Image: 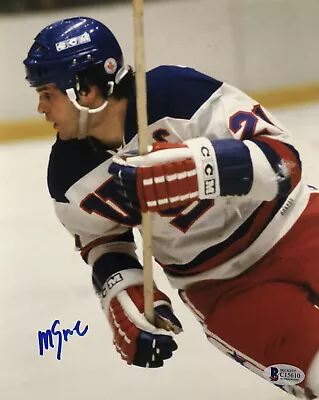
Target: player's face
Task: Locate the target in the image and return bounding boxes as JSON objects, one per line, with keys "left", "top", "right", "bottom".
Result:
{"left": 36, "top": 84, "right": 79, "bottom": 140}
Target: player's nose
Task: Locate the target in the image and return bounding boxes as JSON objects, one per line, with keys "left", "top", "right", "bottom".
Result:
{"left": 38, "top": 100, "right": 48, "bottom": 115}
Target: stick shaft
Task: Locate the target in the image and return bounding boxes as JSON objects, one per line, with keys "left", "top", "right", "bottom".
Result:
{"left": 133, "top": 0, "right": 154, "bottom": 324}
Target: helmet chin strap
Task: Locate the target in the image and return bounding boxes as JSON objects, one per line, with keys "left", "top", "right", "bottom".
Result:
{"left": 66, "top": 81, "right": 114, "bottom": 139}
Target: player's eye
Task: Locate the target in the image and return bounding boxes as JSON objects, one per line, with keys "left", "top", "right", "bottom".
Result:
{"left": 43, "top": 93, "right": 52, "bottom": 100}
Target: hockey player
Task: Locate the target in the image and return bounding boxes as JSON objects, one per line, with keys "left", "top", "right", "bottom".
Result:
{"left": 24, "top": 16, "right": 319, "bottom": 399}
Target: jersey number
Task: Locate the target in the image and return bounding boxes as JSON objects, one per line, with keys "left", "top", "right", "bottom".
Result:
{"left": 229, "top": 104, "right": 278, "bottom": 139}
{"left": 81, "top": 178, "right": 141, "bottom": 227}
{"left": 81, "top": 178, "right": 214, "bottom": 233}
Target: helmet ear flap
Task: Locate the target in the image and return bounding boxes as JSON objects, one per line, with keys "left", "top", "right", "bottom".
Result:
{"left": 75, "top": 72, "right": 90, "bottom": 96}
{"left": 74, "top": 64, "right": 132, "bottom": 101}
{"left": 76, "top": 62, "right": 114, "bottom": 99}
{"left": 113, "top": 65, "right": 135, "bottom": 99}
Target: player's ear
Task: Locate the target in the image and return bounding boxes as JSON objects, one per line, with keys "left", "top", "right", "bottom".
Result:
{"left": 78, "top": 85, "right": 99, "bottom": 107}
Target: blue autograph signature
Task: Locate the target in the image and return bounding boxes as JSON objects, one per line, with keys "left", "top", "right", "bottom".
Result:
{"left": 38, "top": 319, "right": 89, "bottom": 360}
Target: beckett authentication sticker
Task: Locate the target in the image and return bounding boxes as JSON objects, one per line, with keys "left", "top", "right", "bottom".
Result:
{"left": 263, "top": 364, "right": 305, "bottom": 386}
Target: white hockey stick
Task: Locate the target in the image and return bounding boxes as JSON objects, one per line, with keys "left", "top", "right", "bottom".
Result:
{"left": 132, "top": 0, "right": 155, "bottom": 325}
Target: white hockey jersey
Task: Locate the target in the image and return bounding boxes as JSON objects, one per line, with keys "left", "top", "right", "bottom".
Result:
{"left": 48, "top": 66, "right": 308, "bottom": 290}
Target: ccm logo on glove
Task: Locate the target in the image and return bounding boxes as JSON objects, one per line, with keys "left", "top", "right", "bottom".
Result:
{"left": 189, "top": 141, "right": 219, "bottom": 198}
{"left": 102, "top": 273, "right": 123, "bottom": 294}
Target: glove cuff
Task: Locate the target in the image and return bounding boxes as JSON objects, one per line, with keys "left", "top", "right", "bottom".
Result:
{"left": 101, "top": 268, "right": 144, "bottom": 311}
{"left": 184, "top": 137, "right": 220, "bottom": 199}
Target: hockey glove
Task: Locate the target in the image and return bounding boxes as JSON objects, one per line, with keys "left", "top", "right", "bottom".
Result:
{"left": 109, "top": 138, "right": 221, "bottom": 212}
{"left": 109, "top": 137, "right": 254, "bottom": 212}
{"left": 101, "top": 270, "right": 182, "bottom": 368}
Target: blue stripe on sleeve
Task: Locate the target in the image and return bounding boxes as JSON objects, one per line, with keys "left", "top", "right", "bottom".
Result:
{"left": 212, "top": 139, "right": 253, "bottom": 196}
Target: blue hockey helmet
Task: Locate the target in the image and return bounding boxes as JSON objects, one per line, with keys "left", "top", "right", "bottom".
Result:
{"left": 24, "top": 16, "right": 124, "bottom": 93}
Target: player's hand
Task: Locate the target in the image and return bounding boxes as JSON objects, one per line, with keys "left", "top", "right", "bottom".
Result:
{"left": 108, "top": 138, "right": 220, "bottom": 212}
{"left": 103, "top": 279, "right": 182, "bottom": 368}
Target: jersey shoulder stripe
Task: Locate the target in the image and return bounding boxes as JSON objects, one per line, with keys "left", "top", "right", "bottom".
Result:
{"left": 124, "top": 65, "right": 223, "bottom": 144}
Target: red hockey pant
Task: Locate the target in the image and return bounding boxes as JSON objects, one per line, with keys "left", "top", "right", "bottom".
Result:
{"left": 182, "top": 193, "right": 319, "bottom": 393}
